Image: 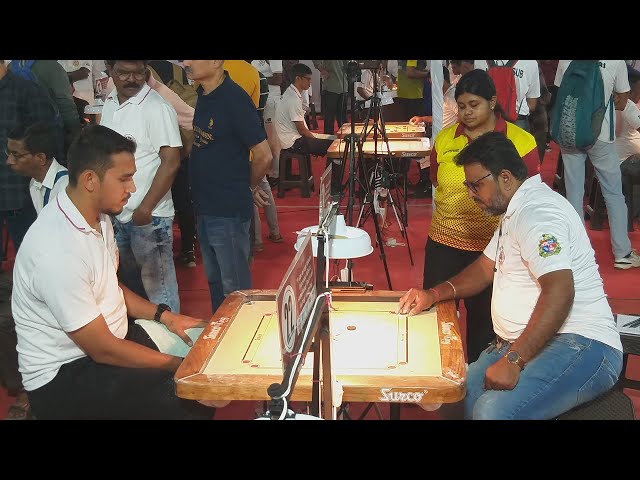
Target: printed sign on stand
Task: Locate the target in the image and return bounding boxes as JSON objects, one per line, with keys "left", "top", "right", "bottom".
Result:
{"left": 276, "top": 232, "right": 316, "bottom": 373}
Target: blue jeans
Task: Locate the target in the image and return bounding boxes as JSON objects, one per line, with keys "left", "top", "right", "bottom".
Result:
{"left": 113, "top": 216, "right": 180, "bottom": 313}
{"left": 561, "top": 140, "right": 631, "bottom": 258}
{"left": 465, "top": 333, "right": 622, "bottom": 420}
{"left": 197, "top": 215, "right": 252, "bottom": 313}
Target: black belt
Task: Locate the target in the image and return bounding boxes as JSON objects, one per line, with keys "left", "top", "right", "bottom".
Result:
{"left": 517, "top": 114, "right": 529, "bottom": 120}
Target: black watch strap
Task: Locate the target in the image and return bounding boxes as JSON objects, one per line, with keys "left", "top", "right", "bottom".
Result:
{"left": 154, "top": 303, "right": 171, "bottom": 322}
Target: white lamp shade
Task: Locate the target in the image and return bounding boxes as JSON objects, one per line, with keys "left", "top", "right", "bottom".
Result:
{"left": 294, "top": 222, "right": 373, "bottom": 259}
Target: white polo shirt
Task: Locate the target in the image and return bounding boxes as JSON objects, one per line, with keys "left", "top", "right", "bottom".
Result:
{"left": 442, "top": 84, "right": 458, "bottom": 129}
{"left": 29, "top": 158, "right": 68, "bottom": 214}
{"left": 554, "top": 60, "right": 630, "bottom": 144}
{"left": 483, "top": 174, "right": 622, "bottom": 352}
{"left": 12, "top": 189, "right": 129, "bottom": 391}
{"left": 251, "top": 60, "right": 283, "bottom": 98}
{"left": 475, "top": 60, "right": 541, "bottom": 116}
{"left": 100, "top": 83, "right": 182, "bottom": 223}
{"left": 274, "top": 84, "right": 305, "bottom": 149}
{"left": 615, "top": 99, "right": 640, "bottom": 162}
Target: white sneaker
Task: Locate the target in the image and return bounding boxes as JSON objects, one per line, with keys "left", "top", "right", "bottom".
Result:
{"left": 614, "top": 250, "right": 640, "bottom": 270}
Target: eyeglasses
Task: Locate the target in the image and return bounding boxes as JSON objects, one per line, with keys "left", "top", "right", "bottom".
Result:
{"left": 463, "top": 172, "right": 493, "bottom": 194}
{"left": 113, "top": 69, "right": 146, "bottom": 81}
{"left": 5, "top": 148, "right": 32, "bottom": 160}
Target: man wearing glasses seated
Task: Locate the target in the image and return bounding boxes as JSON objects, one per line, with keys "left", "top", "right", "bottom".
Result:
{"left": 399, "top": 132, "right": 623, "bottom": 420}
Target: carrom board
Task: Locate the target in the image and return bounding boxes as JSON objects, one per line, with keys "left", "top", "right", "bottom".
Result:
{"left": 336, "top": 121, "right": 426, "bottom": 140}
{"left": 175, "top": 290, "right": 466, "bottom": 407}
{"left": 326, "top": 138, "right": 431, "bottom": 159}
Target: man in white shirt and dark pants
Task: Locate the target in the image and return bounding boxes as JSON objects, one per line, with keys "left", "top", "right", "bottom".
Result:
{"left": 11, "top": 125, "right": 214, "bottom": 419}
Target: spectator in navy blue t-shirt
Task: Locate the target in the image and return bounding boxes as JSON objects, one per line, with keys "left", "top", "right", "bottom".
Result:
{"left": 182, "top": 60, "right": 272, "bottom": 312}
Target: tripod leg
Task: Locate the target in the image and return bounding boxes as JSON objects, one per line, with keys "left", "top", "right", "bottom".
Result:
{"left": 388, "top": 188, "right": 414, "bottom": 266}
{"left": 358, "top": 155, "right": 392, "bottom": 289}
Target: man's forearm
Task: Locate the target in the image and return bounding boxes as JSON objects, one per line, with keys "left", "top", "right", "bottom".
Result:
{"left": 431, "top": 254, "right": 494, "bottom": 302}
{"left": 250, "top": 140, "right": 272, "bottom": 187}
{"left": 120, "top": 282, "right": 158, "bottom": 320}
{"left": 138, "top": 149, "right": 180, "bottom": 213}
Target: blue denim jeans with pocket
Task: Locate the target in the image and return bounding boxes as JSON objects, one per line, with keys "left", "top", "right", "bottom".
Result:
{"left": 113, "top": 216, "right": 180, "bottom": 313}
{"left": 196, "top": 215, "right": 252, "bottom": 313}
{"left": 464, "top": 333, "right": 622, "bottom": 420}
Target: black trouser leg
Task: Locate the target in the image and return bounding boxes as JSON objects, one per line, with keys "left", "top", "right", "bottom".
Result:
{"left": 171, "top": 157, "right": 196, "bottom": 254}
{"left": 423, "top": 237, "right": 495, "bottom": 363}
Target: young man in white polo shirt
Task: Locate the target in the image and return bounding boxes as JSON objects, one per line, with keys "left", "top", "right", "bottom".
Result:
{"left": 274, "top": 63, "right": 335, "bottom": 189}
{"left": 399, "top": 132, "right": 623, "bottom": 420}
{"left": 101, "top": 60, "right": 183, "bottom": 313}
{"left": 6, "top": 122, "right": 68, "bottom": 214}
{"left": 11, "top": 125, "right": 214, "bottom": 419}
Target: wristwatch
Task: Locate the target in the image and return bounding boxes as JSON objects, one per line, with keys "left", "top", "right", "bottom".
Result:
{"left": 505, "top": 350, "right": 526, "bottom": 371}
{"left": 154, "top": 303, "right": 171, "bottom": 323}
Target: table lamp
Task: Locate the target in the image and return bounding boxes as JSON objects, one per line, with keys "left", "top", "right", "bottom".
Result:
{"left": 294, "top": 214, "right": 373, "bottom": 259}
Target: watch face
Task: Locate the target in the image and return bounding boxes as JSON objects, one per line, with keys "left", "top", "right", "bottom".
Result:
{"left": 507, "top": 351, "right": 520, "bottom": 363}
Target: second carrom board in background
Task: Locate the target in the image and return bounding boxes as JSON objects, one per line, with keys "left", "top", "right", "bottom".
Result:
{"left": 326, "top": 137, "right": 431, "bottom": 159}
{"left": 336, "top": 121, "right": 426, "bottom": 140}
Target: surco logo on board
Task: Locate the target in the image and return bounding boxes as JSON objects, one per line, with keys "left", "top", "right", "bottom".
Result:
{"left": 378, "top": 388, "right": 428, "bottom": 403}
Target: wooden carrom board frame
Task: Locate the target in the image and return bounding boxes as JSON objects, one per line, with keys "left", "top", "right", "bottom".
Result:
{"left": 175, "top": 290, "right": 466, "bottom": 407}
{"left": 326, "top": 138, "right": 431, "bottom": 160}
{"left": 336, "top": 121, "right": 426, "bottom": 140}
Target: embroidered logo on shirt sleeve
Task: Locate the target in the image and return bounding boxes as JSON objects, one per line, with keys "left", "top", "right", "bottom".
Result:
{"left": 538, "top": 234, "right": 562, "bottom": 257}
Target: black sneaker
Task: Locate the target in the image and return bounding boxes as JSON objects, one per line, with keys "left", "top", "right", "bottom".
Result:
{"left": 179, "top": 251, "right": 196, "bottom": 268}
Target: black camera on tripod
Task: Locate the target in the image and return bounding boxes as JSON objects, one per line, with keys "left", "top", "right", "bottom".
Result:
{"left": 346, "top": 60, "right": 385, "bottom": 84}
{"left": 346, "top": 61, "right": 361, "bottom": 83}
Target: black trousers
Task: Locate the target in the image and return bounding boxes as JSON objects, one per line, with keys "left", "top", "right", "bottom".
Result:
{"left": 423, "top": 237, "right": 494, "bottom": 363}
{"left": 322, "top": 91, "right": 346, "bottom": 134}
{"left": 0, "top": 270, "right": 20, "bottom": 394}
{"left": 171, "top": 156, "right": 196, "bottom": 254}
{"left": 621, "top": 155, "right": 640, "bottom": 229}
{"left": 27, "top": 322, "right": 215, "bottom": 420}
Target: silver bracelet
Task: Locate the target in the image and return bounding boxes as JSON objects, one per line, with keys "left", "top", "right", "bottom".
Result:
{"left": 445, "top": 280, "right": 457, "bottom": 299}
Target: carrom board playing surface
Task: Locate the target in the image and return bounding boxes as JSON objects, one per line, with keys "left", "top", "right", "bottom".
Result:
{"left": 336, "top": 121, "right": 426, "bottom": 139}
{"left": 175, "top": 290, "right": 466, "bottom": 407}
{"left": 326, "top": 138, "right": 430, "bottom": 159}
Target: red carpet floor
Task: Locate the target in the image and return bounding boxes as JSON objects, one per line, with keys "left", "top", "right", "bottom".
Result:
{"left": 2, "top": 123, "right": 639, "bottom": 420}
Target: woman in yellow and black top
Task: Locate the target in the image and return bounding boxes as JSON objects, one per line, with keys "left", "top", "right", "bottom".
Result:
{"left": 425, "top": 69, "right": 540, "bottom": 363}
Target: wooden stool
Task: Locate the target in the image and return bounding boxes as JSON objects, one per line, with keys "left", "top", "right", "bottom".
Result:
{"left": 277, "top": 148, "right": 314, "bottom": 198}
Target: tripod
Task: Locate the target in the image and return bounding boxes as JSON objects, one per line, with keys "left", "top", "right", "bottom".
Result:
{"left": 336, "top": 61, "right": 392, "bottom": 290}
{"left": 356, "top": 68, "right": 414, "bottom": 267}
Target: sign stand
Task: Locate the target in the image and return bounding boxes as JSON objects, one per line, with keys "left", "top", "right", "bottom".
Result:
{"left": 266, "top": 202, "right": 340, "bottom": 419}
